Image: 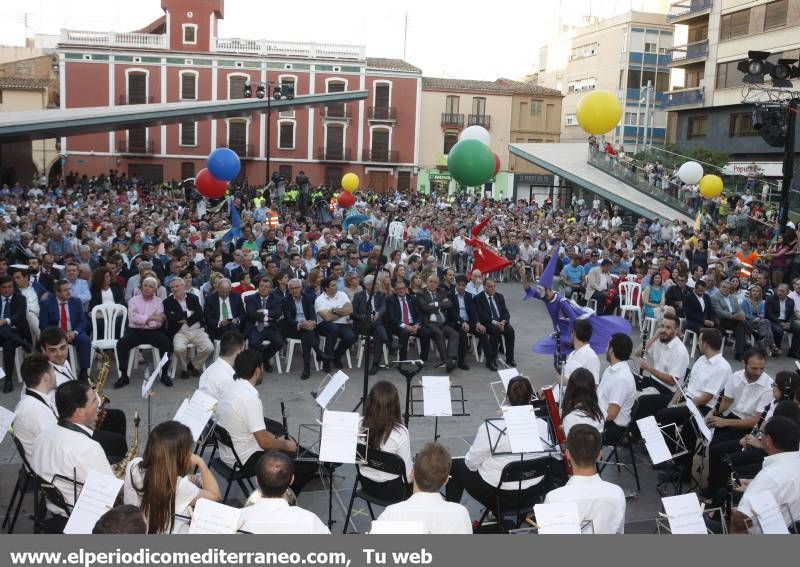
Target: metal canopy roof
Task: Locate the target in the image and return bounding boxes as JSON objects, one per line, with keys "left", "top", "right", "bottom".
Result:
{"left": 0, "top": 90, "right": 369, "bottom": 142}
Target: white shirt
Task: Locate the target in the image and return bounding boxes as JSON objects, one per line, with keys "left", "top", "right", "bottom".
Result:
{"left": 100, "top": 287, "right": 115, "bottom": 306}
{"left": 464, "top": 416, "right": 551, "bottom": 490}
{"left": 198, "top": 358, "right": 235, "bottom": 402}
{"left": 779, "top": 299, "right": 787, "bottom": 320}
{"left": 545, "top": 474, "right": 626, "bottom": 534}
{"left": 646, "top": 336, "right": 690, "bottom": 393}
{"left": 31, "top": 422, "right": 114, "bottom": 513}
{"left": 360, "top": 425, "right": 413, "bottom": 483}
{"left": 216, "top": 379, "right": 265, "bottom": 468}
{"left": 451, "top": 236, "right": 466, "bottom": 253}
{"left": 562, "top": 409, "right": 604, "bottom": 437}
{"left": 19, "top": 284, "right": 39, "bottom": 316}
{"left": 563, "top": 343, "right": 601, "bottom": 384}
{"left": 238, "top": 498, "right": 330, "bottom": 534}
{"left": 684, "top": 352, "right": 731, "bottom": 409}
{"left": 737, "top": 451, "right": 800, "bottom": 529}
{"left": 724, "top": 369, "right": 774, "bottom": 419}
{"left": 465, "top": 282, "right": 483, "bottom": 296}
{"left": 13, "top": 389, "right": 58, "bottom": 464}
{"left": 123, "top": 457, "right": 199, "bottom": 534}
{"left": 598, "top": 361, "right": 636, "bottom": 427}
{"left": 314, "top": 291, "right": 351, "bottom": 324}
{"left": 376, "top": 491, "right": 472, "bottom": 534}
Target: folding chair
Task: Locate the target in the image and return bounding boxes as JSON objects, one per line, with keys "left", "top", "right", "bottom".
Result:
{"left": 598, "top": 400, "right": 641, "bottom": 492}
{"left": 34, "top": 474, "right": 77, "bottom": 534}
{"left": 476, "top": 457, "right": 552, "bottom": 533}
{"left": 209, "top": 424, "right": 256, "bottom": 503}
{"left": 3, "top": 432, "right": 37, "bottom": 533}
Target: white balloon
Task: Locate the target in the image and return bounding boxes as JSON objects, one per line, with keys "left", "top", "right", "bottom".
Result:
{"left": 459, "top": 125, "right": 491, "bottom": 146}
{"left": 677, "top": 161, "right": 704, "bottom": 185}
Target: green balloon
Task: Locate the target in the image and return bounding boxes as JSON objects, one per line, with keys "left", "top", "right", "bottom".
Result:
{"left": 447, "top": 139, "right": 495, "bottom": 187}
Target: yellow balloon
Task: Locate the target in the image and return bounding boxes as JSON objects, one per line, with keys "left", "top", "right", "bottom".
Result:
{"left": 698, "top": 174, "right": 723, "bottom": 198}
{"left": 576, "top": 90, "right": 623, "bottom": 135}
{"left": 342, "top": 172, "right": 360, "bottom": 193}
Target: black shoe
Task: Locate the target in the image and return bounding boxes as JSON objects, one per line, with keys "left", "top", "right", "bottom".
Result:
{"left": 317, "top": 350, "right": 335, "bottom": 362}
{"left": 3, "top": 378, "right": 13, "bottom": 393}
{"left": 458, "top": 360, "right": 470, "bottom": 371}
{"left": 180, "top": 370, "right": 190, "bottom": 380}
{"left": 160, "top": 375, "right": 174, "bottom": 387}
{"left": 486, "top": 360, "right": 498, "bottom": 372}
{"left": 264, "top": 361, "right": 274, "bottom": 373}
{"left": 300, "top": 366, "right": 311, "bottom": 381}
{"left": 188, "top": 363, "right": 202, "bottom": 377}
{"left": 113, "top": 375, "right": 129, "bottom": 389}
{"left": 506, "top": 359, "right": 517, "bottom": 367}
{"left": 369, "top": 365, "right": 380, "bottom": 376}
{"left": 446, "top": 359, "right": 457, "bottom": 372}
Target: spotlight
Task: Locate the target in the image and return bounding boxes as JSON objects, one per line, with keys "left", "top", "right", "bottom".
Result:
{"left": 281, "top": 84, "right": 295, "bottom": 100}
{"left": 243, "top": 80, "right": 252, "bottom": 98}
{"left": 272, "top": 86, "right": 282, "bottom": 101}
{"left": 256, "top": 84, "right": 266, "bottom": 99}
{"left": 737, "top": 50, "right": 773, "bottom": 84}
{"left": 772, "top": 58, "right": 799, "bottom": 87}
{"left": 753, "top": 104, "right": 786, "bottom": 148}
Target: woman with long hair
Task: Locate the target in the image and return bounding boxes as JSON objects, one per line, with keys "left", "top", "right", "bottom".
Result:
{"left": 303, "top": 267, "right": 323, "bottom": 302}
{"left": 123, "top": 421, "right": 221, "bottom": 534}
{"left": 561, "top": 368, "right": 605, "bottom": 436}
{"left": 740, "top": 284, "right": 776, "bottom": 355}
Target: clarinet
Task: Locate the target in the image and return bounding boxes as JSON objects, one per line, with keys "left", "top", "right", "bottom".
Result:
{"left": 280, "top": 401, "right": 290, "bottom": 440}
{"left": 637, "top": 318, "right": 652, "bottom": 388}
{"left": 742, "top": 401, "right": 771, "bottom": 451}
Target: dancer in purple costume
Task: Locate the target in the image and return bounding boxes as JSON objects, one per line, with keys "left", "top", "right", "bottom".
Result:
{"left": 521, "top": 244, "right": 631, "bottom": 355}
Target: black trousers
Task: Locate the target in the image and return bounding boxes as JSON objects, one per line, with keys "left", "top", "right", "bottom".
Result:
{"left": 392, "top": 326, "right": 431, "bottom": 361}
{"left": 0, "top": 327, "right": 32, "bottom": 382}
{"left": 116, "top": 328, "right": 172, "bottom": 378}
{"left": 247, "top": 325, "right": 284, "bottom": 361}
{"left": 360, "top": 324, "right": 388, "bottom": 368}
{"left": 655, "top": 404, "right": 711, "bottom": 471}
{"left": 719, "top": 318, "right": 748, "bottom": 358}
{"left": 603, "top": 421, "right": 627, "bottom": 446}
{"left": 317, "top": 322, "right": 357, "bottom": 359}
{"left": 425, "top": 322, "right": 459, "bottom": 361}
{"left": 453, "top": 322, "right": 475, "bottom": 363}
{"left": 484, "top": 323, "right": 515, "bottom": 363}
{"left": 284, "top": 327, "right": 319, "bottom": 368}
{"left": 635, "top": 376, "right": 674, "bottom": 421}
{"left": 708, "top": 430, "right": 762, "bottom": 494}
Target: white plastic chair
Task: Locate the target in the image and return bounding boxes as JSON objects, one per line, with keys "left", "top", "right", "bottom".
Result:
{"left": 90, "top": 304, "right": 127, "bottom": 375}
{"left": 127, "top": 345, "right": 162, "bottom": 381}
{"left": 683, "top": 329, "right": 698, "bottom": 359}
{"left": 618, "top": 281, "right": 642, "bottom": 328}
{"left": 241, "top": 290, "right": 258, "bottom": 301}
{"left": 356, "top": 336, "right": 390, "bottom": 368}
{"left": 318, "top": 336, "right": 353, "bottom": 369}
{"left": 387, "top": 221, "right": 405, "bottom": 251}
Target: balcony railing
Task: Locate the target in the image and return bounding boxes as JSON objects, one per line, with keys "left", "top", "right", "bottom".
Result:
{"left": 322, "top": 106, "right": 351, "bottom": 121}
{"left": 668, "top": 39, "right": 709, "bottom": 64}
{"left": 368, "top": 106, "right": 397, "bottom": 122}
{"left": 118, "top": 95, "right": 156, "bottom": 105}
{"left": 667, "top": 0, "right": 712, "bottom": 23}
{"left": 117, "top": 140, "right": 156, "bottom": 155}
{"left": 467, "top": 114, "right": 491, "bottom": 129}
{"left": 363, "top": 149, "right": 399, "bottom": 163}
{"left": 663, "top": 87, "right": 705, "bottom": 108}
{"left": 213, "top": 38, "right": 365, "bottom": 60}
{"left": 60, "top": 29, "right": 168, "bottom": 49}
{"left": 221, "top": 144, "right": 255, "bottom": 159}
{"left": 441, "top": 113, "right": 465, "bottom": 128}
{"left": 316, "top": 147, "right": 352, "bottom": 161}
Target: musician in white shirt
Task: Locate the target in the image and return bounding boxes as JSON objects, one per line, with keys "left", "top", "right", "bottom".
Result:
{"left": 377, "top": 442, "right": 472, "bottom": 534}
{"left": 360, "top": 381, "right": 413, "bottom": 489}
{"left": 198, "top": 330, "right": 244, "bottom": 401}
{"left": 13, "top": 354, "right": 58, "bottom": 464}
{"left": 239, "top": 451, "right": 330, "bottom": 534}
{"left": 635, "top": 312, "right": 690, "bottom": 419}
{"left": 561, "top": 319, "right": 601, "bottom": 385}
{"left": 598, "top": 334, "right": 637, "bottom": 445}
{"left": 545, "top": 425, "right": 626, "bottom": 534}
{"left": 31, "top": 381, "right": 115, "bottom": 513}
{"left": 561, "top": 369, "right": 605, "bottom": 437}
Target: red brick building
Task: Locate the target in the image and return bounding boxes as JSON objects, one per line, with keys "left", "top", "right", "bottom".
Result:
{"left": 58, "top": 0, "right": 421, "bottom": 192}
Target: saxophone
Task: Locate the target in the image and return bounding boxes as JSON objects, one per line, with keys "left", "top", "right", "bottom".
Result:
{"left": 115, "top": 412, "right": 140, "bottom": 479}
{"left": 93, "top": 350, "right": 112, "bottom": 429}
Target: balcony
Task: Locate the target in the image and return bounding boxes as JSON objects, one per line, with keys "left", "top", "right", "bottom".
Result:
{"left": 117, "top": 95, "right": 156, "bottom": 105}
{"left": 667, "top": 39, "right": 709, "bottom": 67}
{"left": 467, "top": 114, "right": 492, "bottom": 129}
{"left": 368, "top": 106, "right": 397, "bottom": 123}
{"left": 60, "top": 29, "right": 168, "bottom": 49}
{"left": 363, "top": 149, "right": 399, "bottom": 163}
{"left": 667, "top": 0, "right": 712, "bottom": 24}
{"left": 221, "top": 144, "right": 256, "bottom": 159}
{"left": 662, "top": 86, "right": 705, "bottom": 108}
{"left": 316, "top": 147, "right": 352, "bottom": 162}
{"left": 213, "top": 38, "right": 365, "bottom": 60}
{"left": 321, "top": 105, "right": 351, "bottom": 121}
{"left": 441, "top": 112, "right": 465, "bottom": 128}
{"left": 117, "top": 140, "right": 156, "bottom": 155}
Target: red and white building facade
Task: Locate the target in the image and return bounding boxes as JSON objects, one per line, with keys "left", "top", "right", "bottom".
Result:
{"left": 58, "top": 0, "right": 422, "bottom": 192}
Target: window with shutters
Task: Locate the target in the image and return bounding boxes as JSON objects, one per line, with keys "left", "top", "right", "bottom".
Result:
{"left": 375, "top": 83, "right": 390, "bottom": 108}
{"left": 278, "top": 121, "right": 295, "bottom": 149}
{"left": 128, "top": 127, "right": 147, "bottom": 153}
{"left": 443, "top": 131, "right": 459, "bottom": 154}
{"left": 530, "top": 100, "right": 543, "bottom": 116}
{"left": 228, "top": 75, "right": 248, "bottom": 100}
{"left": 729, "top": 113, "right": 758, "bottom": 137}
{"left": 397, "top": 171, "right": 411, "bottom": 192}
{"left": 326, "top": 80, "right": 346, "bottom": 118}
{"left": 127, "top": 71, "right": 147, "bottom": 104}
{"left": 180, "top": 162, "right": 195, "bottom": 180}
{"left": 279, "top": 76, "right": 296, "bottom": 117}
{"left": 719, "top": 9, "right": 750, "bottom": 41}
{"left": 180, "top": 71, "right": 198, "bottom": 100}
{"left": 764, "top": 0, "right": 788, "bottom": 30}
{"left": 227, "top": 120, "right": 247, "bottom": 156}
{"left": 325, "top": 124, "right": 344, "bottom": 160}
{"left": 371, "top": 128, "right": 390, "bottom": 161}
{"left": 180, "top": 121, "right": 196, "bottom": 146}
{"left": 445, "top": 95, "right": 460, "bottom": 114}
{"left": 471, "top": 97, "right": 486, "bottom": 116}
{"left": 687, "top": 116, "right": 708, "bottom": 139}
{"left": 182, "top": 24, "right": 197, "bottom": 44}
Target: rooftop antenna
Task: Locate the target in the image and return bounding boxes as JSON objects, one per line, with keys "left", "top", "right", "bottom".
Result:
{"left": 403, "top": 12, "right": 408, "bottom": 60}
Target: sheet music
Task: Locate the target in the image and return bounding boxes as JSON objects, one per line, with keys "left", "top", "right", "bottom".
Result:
{"left": 63, "top": 471, "right": 124, "bottom": 534}
{"left": 497, "top": 368, "right": 519, "bottom": 391}
{"left": 502, "top": 405, "right": 544, "bottom": 453}
{"left": 173, "top": 399, "right": 214, "bottom": 442}
{"left": 141, "top": 353, "right": 169, "bottom": 399}
{"left": 636, "top": 416, "right": 672, "bottom": 465}
{"left": 661, "top": 494, "right": 707, "bottom": 534}
{"left": 533, "top": 502, "right": 581, "bottom": 534}
{"left": 319, "top": 410, "right": 359, "bottom": 464}
{"left": 369, "top": 520, "right": 426, "bottom": 534}
{"left": 190, "top": 388, "right": 218, "bottom": 409}
{"left": 421, "top": 376, "right": 452, "bottom": 417}
{"left": 684, "top": 396, "right": 713, "bottom": 443}
{"left": 748, "top": 492, "right": 789, "bottom": 534}
{"left": 188, "top": 498, "right": 241, "bottom": 534}
{"left": 0, "top": 405, "right": 14, "bottom": 444}
{"left": 315, "top": 370, "right": 349, "bottom": 409}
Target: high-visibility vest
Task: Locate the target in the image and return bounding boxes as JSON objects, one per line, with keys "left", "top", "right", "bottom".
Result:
{"left": 736, "top": 250, "right": 758, "bottom": 278}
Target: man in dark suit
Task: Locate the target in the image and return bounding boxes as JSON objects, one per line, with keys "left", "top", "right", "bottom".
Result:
{"left": 283, "top": 278, "right": 323, "bottom": 380}
{"left": 474, "top": 277, "right": 515, "bottom": 371}
{"left": 711, "top": 279, "right": 748, "bottom": 360}
{"left": 229, "top": 253, "right": 260, "bottom": 287}
{"left": 204, "top": 278, "right": 245, "bottom": 341}
{"left": 386, "top": 279, "right": 430, "bottom": 363}
{"left": 0, "top": 275, "right": 32, "bottom": 392}
{"left": 351, "top": 274, "right": 388, "bottom": 376}
{"left": 27, "top": 256, "right": 54, "bottom": 294}
{"left": 287, "top": 254, "right": 308, "bottom": 282}
{"left": 446, "top": 274, "right": 478, "bottom": 371}
{"left": 684, "top": 279, "right": 716, "bottom": 334}
{"left": 417, "top": 273, "right": 459, "bottom": 371}
{"left": 664, "top": 272, "right": 689, "bottom": 319}
{"left": 164, "top": 277, "right": 213, "bottom": 379}
{"left": 765, "top": 283, "right": 800, "bottom": 357}
{"left": 39, "top": 279, "right": 91, "bottom": 381}
{"left": 244, "top": 276, "right": 284, "bottom": 372}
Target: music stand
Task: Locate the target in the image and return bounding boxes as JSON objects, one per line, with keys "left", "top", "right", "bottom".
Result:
{"left": 655, "top": 507, "right": 727, "bottom": 535}
{"left": 648, "top": 422, "right": 691, "bottom": 497}
{"left": 311, "top": 372, "right": 348, "bottom": 414}
{"left": 508, "top": 519, "right": 595, "bottom": 534}
{"left": 395, "top": 360, "right": 424, "bottom": 427}
{"left": 408, "top": 382, "right": 469, "bottom": 441}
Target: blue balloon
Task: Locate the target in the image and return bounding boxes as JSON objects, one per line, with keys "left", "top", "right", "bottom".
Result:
{"left": 207, "top": 148, "right": 241, "bottom": 181}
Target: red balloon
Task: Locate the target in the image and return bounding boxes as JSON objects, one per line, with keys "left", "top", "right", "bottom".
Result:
{"left": 493, "top": 153, "right": 501, "bottom": 176}
{"left": 196, "top": 168, "right": 228, "bottom": 198}
{"left": 337, "top": 191, "right": 355, "bottom": 209}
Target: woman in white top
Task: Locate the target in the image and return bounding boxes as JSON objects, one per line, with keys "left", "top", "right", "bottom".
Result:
{"left": 561, "top": 368, "right": 605, "bottom": 437}
{"left": 124, "top": 421, "right": 221, "bottom": 534}
{"left": 359, "top": 381, "right": 413, "bottom": 496}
